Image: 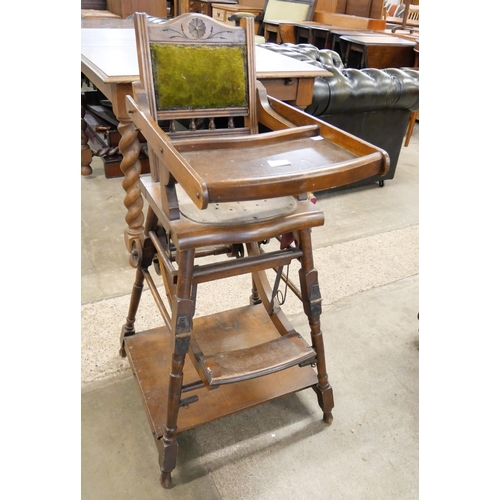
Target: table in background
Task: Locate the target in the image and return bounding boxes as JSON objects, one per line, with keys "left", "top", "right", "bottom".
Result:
{"left": 340, "top": 34, "right": 415, "bottom": 69}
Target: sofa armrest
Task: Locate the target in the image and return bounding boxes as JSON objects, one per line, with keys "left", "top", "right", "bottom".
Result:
{"left": 228, "top": 12, "right": 264, "bottom": 25}
{"left": 260, "top": 43, "right": 344, "bottom": 71}
{"left": 308, "top": 67, "right": 419, "bottom": 116}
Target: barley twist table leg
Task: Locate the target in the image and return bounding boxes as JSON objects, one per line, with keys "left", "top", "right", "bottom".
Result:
{"left": 118, "top": 119, "right": 144, "bottom": 267}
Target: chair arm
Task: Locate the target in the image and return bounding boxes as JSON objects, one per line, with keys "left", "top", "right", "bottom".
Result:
{"left": 228, "top": 12, "right": 264, "bottom": 26}
{"left": 125, "top": 94, "right": 210, "bottom": 210}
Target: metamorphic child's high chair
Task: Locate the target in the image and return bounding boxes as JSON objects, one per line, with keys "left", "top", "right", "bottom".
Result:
{"left": 117, "top": 12, "right": 389, "bottom": 488}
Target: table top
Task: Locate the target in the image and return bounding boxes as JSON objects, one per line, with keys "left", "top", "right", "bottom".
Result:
{"left": 340, "top": 34, "right": 416, "bottom": 46}
{"left": 81, "top": 26, "right": 332, "bottom": 85}
{"left": 199, "top": 0, "right": 238, "bottom": 4}
{"left": 329, "top": 28, "right": 378, "bottom": 36}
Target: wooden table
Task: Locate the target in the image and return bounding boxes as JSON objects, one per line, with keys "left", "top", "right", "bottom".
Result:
{"left": 287, "top": 22, "right": 375, "bottom": 51}
{"left": 340, "top": 33, "right": 416, "bottom": 69}
{"left": 293, "top": 22, "right": 339, "bottom": 48}
{"left": 81, "top": 19, "right": 332, "bottom": 177}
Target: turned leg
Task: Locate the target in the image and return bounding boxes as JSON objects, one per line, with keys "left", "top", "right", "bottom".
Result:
{"left": 249, "top": 276, "right": 262, "bottom": 305}
{"left": 297, "top": 228, "right": 334, "bottom": 424}
{"left": 81, "top": 104, "right": 93, "bottom": 176}
{"left": 404, "top": 111, "right": 418, "bottom": 147}
{"left": 119, "top": 267, "right": 145, "bottom": 357}
{"left": 159, "top": 352, "right": 186, "bottom": 489}
{"left": 159, "top": 249, "right": 196, "bottom": 488}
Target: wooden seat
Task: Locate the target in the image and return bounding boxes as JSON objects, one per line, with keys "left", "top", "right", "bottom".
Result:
{"left": 390, "top": 0, "right": 419, "bottom": 33}
{"left": 119, "top": 12, "right": 389, "bottom": 489}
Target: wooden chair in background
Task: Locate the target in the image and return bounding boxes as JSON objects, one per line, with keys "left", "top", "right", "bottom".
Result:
{"left": 407, "top": 5, "right": 419, "bottom": 21}
{"left": 229, "top": 0, "right": 317, "bottom": 43}
{"left": 390, "top": 0, "right": 419, "bottom": 33}
{"left": 119, "top": 12, "right": 389, "bottom": 488}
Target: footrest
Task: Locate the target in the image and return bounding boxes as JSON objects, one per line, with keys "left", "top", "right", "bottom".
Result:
{"left": 197, "top": 332, "right": 316, "bottom": 386}
{"left": 188, "top": 304, "right": 316, "bottom": 387}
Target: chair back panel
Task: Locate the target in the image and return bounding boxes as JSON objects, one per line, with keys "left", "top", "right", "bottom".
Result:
{"left": 407, "top": 6, "right": 419, "bottom": 21}
{"left": 134, "top": 12, "right": 257, "bottom": 135}
{"left": 262, "top": 0, "right": 317, "bottom": 22}
{"left": 151, "top": 44, "right": 249, "bottom": 111}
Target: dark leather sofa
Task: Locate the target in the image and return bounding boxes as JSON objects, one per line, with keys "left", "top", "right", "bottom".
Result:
{"left": 259, "top": 43, "right": 419, "bottom": 188}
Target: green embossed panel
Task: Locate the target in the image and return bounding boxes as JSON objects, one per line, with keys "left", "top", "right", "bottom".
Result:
{"left": 151, "top": 44, "right": 248, "bottom": 110}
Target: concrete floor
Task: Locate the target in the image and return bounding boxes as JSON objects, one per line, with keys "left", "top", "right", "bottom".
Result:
{"left": 81, "top": 123, "right": 419, "bottom": 499}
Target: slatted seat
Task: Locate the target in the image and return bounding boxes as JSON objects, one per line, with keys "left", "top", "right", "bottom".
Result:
{"left": 119, "top": 12, "right": 389, "bottom": 489}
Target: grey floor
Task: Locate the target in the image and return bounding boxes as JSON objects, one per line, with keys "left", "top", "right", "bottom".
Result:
{"left": 81, "top": 123, "right": 419, "bottom": 499}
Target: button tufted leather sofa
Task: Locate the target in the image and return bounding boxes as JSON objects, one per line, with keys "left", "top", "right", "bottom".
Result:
{"left": 259, "top": 43, "right": 419, "bottom": 188}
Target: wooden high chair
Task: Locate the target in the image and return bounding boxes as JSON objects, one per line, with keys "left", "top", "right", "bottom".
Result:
{"left": 119, "top": 12, "right": 389, "bottom": 488}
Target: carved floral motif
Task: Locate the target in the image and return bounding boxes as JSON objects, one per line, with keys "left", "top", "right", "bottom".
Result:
{"left": 162, "top": 16, "right": 234, "bottom": 41}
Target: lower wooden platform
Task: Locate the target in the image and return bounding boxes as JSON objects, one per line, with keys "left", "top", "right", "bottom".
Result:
{"left": 124, "top": 304, "right": 319, "bottom": 438}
